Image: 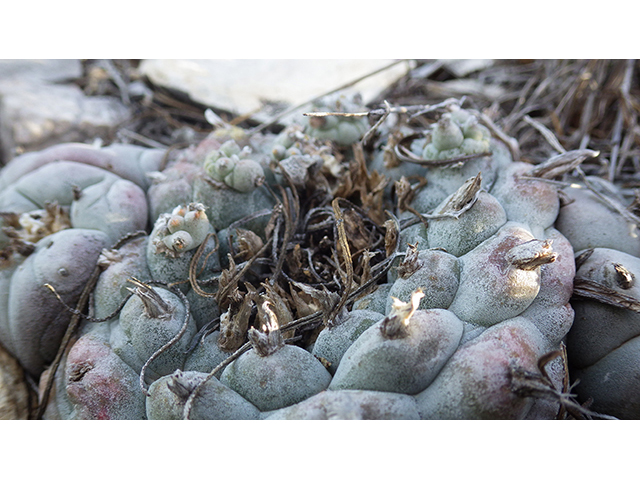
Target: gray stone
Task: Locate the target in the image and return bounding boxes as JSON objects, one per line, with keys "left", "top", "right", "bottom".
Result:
{"left": 0, "top": 60, "right": 130, "bottom": 165}
{"left": 0, "top": 81, "right": 129, "bottom": 160}
{"left": 0, "top": 59, "right": 82, "bottom": 84}
{"left": 139, "top": 59, "right": 413, "bottom": 122}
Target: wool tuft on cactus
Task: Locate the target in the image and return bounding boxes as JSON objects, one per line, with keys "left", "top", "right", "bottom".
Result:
{"left": 0, "top": 80, "right": 636, "bottom": 421}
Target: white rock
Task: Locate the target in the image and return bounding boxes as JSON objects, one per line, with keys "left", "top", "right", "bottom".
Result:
{"left": 0, "top": 59, "right": 82, "bottom": 84}
{"left": 139, "top": 59, "right": 413, "bottom": 122}
{"left": 0, "top": 81, "right": 129, "bottom": 162}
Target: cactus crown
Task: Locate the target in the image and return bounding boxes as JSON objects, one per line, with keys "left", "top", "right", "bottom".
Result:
{"left": 422, "top": 106, "right": 491, "bottom": 161}
{"left": 203, "top": 140, "right": 265, "bottom": 193}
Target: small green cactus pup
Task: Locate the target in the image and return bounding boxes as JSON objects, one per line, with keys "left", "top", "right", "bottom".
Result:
{"left": 150, "top": 203, "right": 210, "bottom": 258}
{"left": 61, "top": 324, "right": 147, "bottom": 420}
{"left": 203, "top": 140, "right": 265, "bottom": 193}
{"left": 270, "top": 124, "right": 343, "bottom": 180}
{"left": 110, "top": 281, "right": 196, "bottom": 379}
{"left": 448, "top": 222, "right": 557, "bottom": 327}
{"left": 329, "top": 290, "right": 464, "bottom": 395}
{"left": 421, "top": 108, "right": 485, "bottom": 154}
{"left": 5, "top": 228, "right": 110, "bottom": 377}
{"left": 192, "top": 171, "right": 274, "bottom": 232}
{"left": 305, "top": 95, "right": 369, "bottom": 146}
{"left": 146, "top": 370, "right": 260, "bottom": 420}
{"left": 262, "top": 389, "right": 421, "bottom": 420}
{"left": 146, "top": 205, "right": 220, "bottom": 288}
{"left": 555, "top": 179, "right": 640, "bottom": 257}
{"left": 311, "top": 309, "right": 384, "bottom": 374}
{"left": 220, "top": 305, "right": 332, "bottom": 411}
{"left": 386, "top": 247, "right": 460, "bottom": 313}
{"left": 414, "top": 316, "right": 546, "bottom": 419}
{"left": 409, "top": 107, "right": 512, "bottom": 214}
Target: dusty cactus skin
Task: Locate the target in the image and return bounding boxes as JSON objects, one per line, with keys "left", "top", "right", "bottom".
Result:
{"left": 556, "top": 180, "right": 640, "bottom": 257}
{"left": 262, "top": 389, "right": 421, "bottom": 420}
{"left": 111, "top": 282, "right": 196, "bottom": 379}
{"left": 551, "top": 174, "right": 640, "bottom": 418}
{"left": 568, "top": 249, "right": 640, "bottom": 368}
{"left": 220, "top": 315, "right": 332, "bottom": 411}
{"left": 56, "top": 323, "right": 147, "bottom": 420}
{"left": 183, "top": 330, "right": 230, "bottom": 375}
{"left": 426, "top": 190, "right": 508, "bottom": 257}
{"left": 146, "top": 370, "right": 260, "bottom": 420}
{"left": 70, "top": 177, "right": 149, "bottom": 243}
{"left": 93, "top": 236, "right": 151, "bottom": 319}
{"left": 311, "top": 309, "right": 384, "bottom": 375}
{"left": 0, "top": 143, "right": 166, "bottom": 193}
{"left": 329, "top": 308, "right": 463, "bottom": 395}
{"left": 5, "top": 228, "right": 110, "bottom": 376}
{"left": 414, "top": 316, "right": 546, "bottom": 419}
{"left": 386, "top": 248, "right": 460, "bottom": 313}
{"left": 448, "top": 222, "right": 557, "bottom": 327}
{"left": 490, "top": 161, "right": 561, "bottom": 238}
{"left": 220, "top": 345, "right": 333, "bottom": 412}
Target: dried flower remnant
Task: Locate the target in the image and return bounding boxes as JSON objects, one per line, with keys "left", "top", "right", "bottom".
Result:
{"left": 380, "top": 288, "right": 425, "bottom": 339}
{"left": 152, "top": 203, "right": 210, "bottom": 257}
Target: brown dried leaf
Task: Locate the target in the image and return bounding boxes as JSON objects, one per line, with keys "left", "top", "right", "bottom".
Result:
{"left": 235, "top": 228, "right": 264, "bottom": 261}
{"left": 217, "top": 284, "right": 256, "bottom": 353}
{"left": 258, "top": 282, "right": 294, "bottom": 339}
{"left": 342, "top": 208, "right": 372, "bottom": 255}
{"left": 573, "top": 277, "right": 640, "bottom": 312}
{"left": 383, "top": 218, "right": 399, "bottom": 257}
{"left": 290, "top": 280, "right": 340, "bottom": 318}
{"left": 397, "top": 243, "right": 422, "bottom": 279}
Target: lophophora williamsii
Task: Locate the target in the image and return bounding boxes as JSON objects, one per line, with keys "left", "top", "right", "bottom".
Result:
{"left": 0, "top": 102, "right": 613, "bottom": 419}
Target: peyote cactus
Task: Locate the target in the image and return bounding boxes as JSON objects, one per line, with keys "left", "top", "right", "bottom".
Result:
{"left": 0, "top": 96, "right": 629, "bottom": 420}
{"left": 555, "top": 177, "right": 640, "bottom": 419}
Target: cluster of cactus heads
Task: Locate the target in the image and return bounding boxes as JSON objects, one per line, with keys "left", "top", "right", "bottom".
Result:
{"left": 0, "top": 95, "right": 636, "bottom": 420}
